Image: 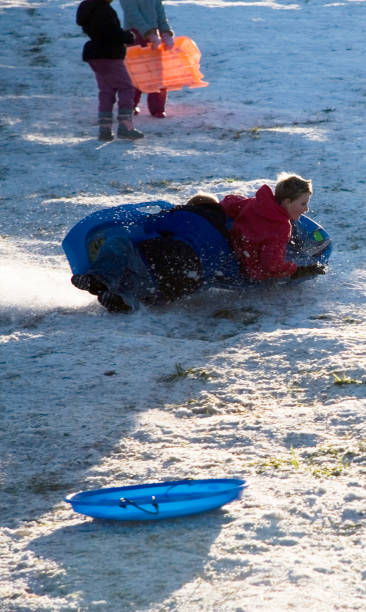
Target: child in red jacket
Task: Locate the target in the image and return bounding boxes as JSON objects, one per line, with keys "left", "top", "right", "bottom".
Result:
{"left": 219, "top": 174, "right": 313, "bottom": 281}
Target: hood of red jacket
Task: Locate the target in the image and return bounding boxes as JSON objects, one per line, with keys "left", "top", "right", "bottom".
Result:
{"left": 235, "top": 185, "right": 291, "bottom": 242}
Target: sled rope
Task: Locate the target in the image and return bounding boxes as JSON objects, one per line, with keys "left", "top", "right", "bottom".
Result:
{"left": 119, "top": 495, "right": 159, "bottom": 515}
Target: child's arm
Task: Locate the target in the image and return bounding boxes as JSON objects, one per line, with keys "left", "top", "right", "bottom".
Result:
{"left": 156, "top": 1, "right": 174, "bottom": 35}
{"left": 259, "top": 239, "right": 297, "bottom": 278}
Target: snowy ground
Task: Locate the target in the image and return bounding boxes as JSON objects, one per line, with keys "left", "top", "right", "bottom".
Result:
{"left": 1, "top": 0, "right": 366, "bottom": 610}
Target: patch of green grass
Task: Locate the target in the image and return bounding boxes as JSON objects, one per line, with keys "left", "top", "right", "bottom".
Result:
{"left": 290, "top": 447, "right": 300, "bottom": 470}
{"left": 159, "top": 362, "right": 216, "bottom": 383}
{"left": 310, "top": 463, "right": 347, "bottom": 478}
{"left": 254, "top": 456, "right": 286, "bottom": 473}
{"left": 306, "top": 444, "right": 342, "bottom": 458}
{"left": 304, "top": 444, "right": 352, "bottom": 478}
{"left": 332, "top": 372, "right": 362, "bottom": 385}
{"left": 249, "top": 127, "right": 260, "bottom": 139}
{"left": 249, "top": 444, "right": 356, "bottom": 479}
{"left": 337, "top": 523, "right": 363, "bottom": 536}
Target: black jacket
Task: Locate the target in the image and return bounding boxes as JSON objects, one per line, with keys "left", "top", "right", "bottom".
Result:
{"left": 76, "top": 0, "right": 135, "bottom": 61}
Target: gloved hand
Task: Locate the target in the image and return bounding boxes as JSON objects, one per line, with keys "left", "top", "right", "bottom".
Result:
{"left": 146, "top": 30, "right": 161, "bottom": 49}
{"left": 291, "top": 263, "right": 327, "bottom": 279}
{"left": 161, "top": 32, "right": 174, "bottom": 49}
{"left": 123, "top": 29, "right": 135, "bottom": 45}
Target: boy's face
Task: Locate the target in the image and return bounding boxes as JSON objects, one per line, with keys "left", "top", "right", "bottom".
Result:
{"left": 282, "top": 193, "right": 310, "bottom": 221}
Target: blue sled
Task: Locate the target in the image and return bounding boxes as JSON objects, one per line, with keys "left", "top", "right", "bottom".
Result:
{"left": 62, "top": 200, "right": 332, "bottom": 291}
{"left": 65, "top": 478, "right": 247, "bottom": 521}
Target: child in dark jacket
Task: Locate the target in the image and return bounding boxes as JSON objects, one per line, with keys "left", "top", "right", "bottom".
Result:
{"left": 220, "top": 174, "right": 314, "bottom": 280}
{"left": 76, "top": 0, "right": 144, "bottom": 140}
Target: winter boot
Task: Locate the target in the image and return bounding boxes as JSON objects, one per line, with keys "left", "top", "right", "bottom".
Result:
{"left": 71, "top": 274, "right": 107, "bottom": 295}
{"left": 117, "top": 110, "right": 144, "bottom": 140}
{"left": 98, "top": 291, "right": 132, "bottom": 313}
{"left": 98, "top": 112, "right": 113, "bottom": 141}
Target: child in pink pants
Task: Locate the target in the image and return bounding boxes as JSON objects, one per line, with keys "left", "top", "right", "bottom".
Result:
{"left": 76, "top": 0, "right": 144, "bottom": 141}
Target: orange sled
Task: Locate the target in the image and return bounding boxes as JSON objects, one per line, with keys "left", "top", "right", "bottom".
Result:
{"left": 124, "top": 35, "right": 209, "bottom": 93}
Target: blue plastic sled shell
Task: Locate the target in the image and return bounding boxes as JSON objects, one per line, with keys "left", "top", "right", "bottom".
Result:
{"left": 63, "top": 201, "right": 175, "bottom": 275}
{"left": 64, "top": 478, "right": 247, "bottom": 521}
{"left": 62, "top": 200, "right": 241, "bottom": 284}
{"left": 62, "top": 200, "right": 332, "bottom": 287}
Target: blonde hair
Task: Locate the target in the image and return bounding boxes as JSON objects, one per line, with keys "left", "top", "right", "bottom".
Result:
{"left": 275, "top": 173, "right": 312, "bottom": 203}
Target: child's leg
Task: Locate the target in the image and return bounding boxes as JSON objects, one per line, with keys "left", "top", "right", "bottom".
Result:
{"left": 102, "top": 60, "right": 144, "bottom": 139}
{"left": 147, "top": 89, "right": 167, "bottom": 117}
{"left": 134, "top": 88, "right": 142, "bottom": 113}
{"left": 88, "top": 59, "right": 117, "bottom": 140}
{"left": 88, "top": 59, "right": 119, "bottom": 112}
{"left": 92, "top": 236, "right": 155, "bottom": 311}
{"left": 139, "top": 237, "right": 202, "bottom": 301}
{"left": 112, "top": 61, "right": 134, "bottom": 113}
{"left": 91, "top": 58, "right": 143, "bottom": 140}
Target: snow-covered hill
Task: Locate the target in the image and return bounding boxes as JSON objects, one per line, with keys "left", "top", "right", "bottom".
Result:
{"left": 1, "top": 1, "right": 365, "bottom": 610}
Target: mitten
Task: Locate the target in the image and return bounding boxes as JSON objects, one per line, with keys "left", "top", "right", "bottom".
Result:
{"left": 123, "top": 29, "right": 135, "bottom": 45}
{"left": 291, "top": 263, "right": 326, "bottom": 279}
{"left": 146, "top": 30, "right": 161, "bottom": 49}
{"left": 161, "top": 32, "right": 174, "bottom": 49}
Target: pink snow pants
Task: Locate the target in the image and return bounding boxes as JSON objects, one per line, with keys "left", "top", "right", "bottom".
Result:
{"left": 88, "top": 59, "right": 134, "bottom": 113}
